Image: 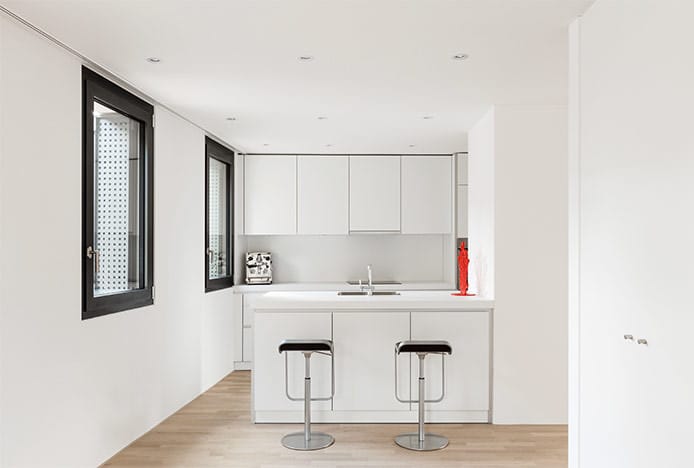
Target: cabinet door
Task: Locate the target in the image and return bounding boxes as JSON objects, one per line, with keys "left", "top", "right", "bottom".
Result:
{"left": 457, "top": 185, "right": 468, "bottom": 238}
{"left": 244, "top": 155, "right": 296, "bottom": 235}
{"left": 333, "top": 312, "right": 410, "bottom": 411}
{"left": 232, "top": 293, "right": 244, "bottom": 363}
{"left": 240, "top": 294, "right": 255, "bottom": 362}
{"left": 411, "top": 311, "right": 489, "bottom": 412}
{"left": 401, "top": 155, "right": 452, "bottom": 234}
{"left": 254, "top": 312, "right": 332, "bottom": 412}
{"left": 297, "top": 155, "right": 349, "bottom": 234}
{"left": 242, "top": 327, "right": 254, "bottom": 362}
{"left": 349, "top": 156, "right": 400, "bottom": 232}
{"left": 456, "top": 153, "right": 468, "bottom": 184}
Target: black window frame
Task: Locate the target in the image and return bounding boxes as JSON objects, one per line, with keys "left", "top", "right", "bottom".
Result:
{"left": 205, "top": 137, "right": 235, "bottom": 292}
{"left": 82, "top": 67, "right": 154, "bottom": 319}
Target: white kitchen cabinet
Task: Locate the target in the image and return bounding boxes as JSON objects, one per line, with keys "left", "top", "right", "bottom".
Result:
{"left": 242, "top": 327, "right": 254, "bottom": 363}
{"left": 332, "top": 312, "right": 410, "bottom": 411}
{"left": 457, "top": 185, "right": 468, "bottom": 238}
{"left": 235, "top": 154, "right": 245, "bottom": 236}
{"left": 349, "top": 155, "right": 400, "bottom": 232}
{"left": 241, "top": 294, "right": 255, "bottom": 362}
{"left": 232, "top": 293, "right": 244, "bottom": 365}
{"left": 244, "top": 155, "right": 296, "bottom": 235}
{"left": 456, "top": 153, "right": 468, "bottom": 184}
{"left": 411, "top": 311, "right": 490, "bottom": 413}
{"left": 297, "top": 155, "right": 349, "bottom": 235}
{"left": 254, "top": 312, "right": 332, "bottom": 413}
{"left": 401, "top": 155, "right": 452, "bottom": 234}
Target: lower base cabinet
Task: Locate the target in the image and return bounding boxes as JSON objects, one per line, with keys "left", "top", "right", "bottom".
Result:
{"left": 333, "top": 312, "right": 411, "bottom": 411}
{"left": 254, "top": 312, "right": 333, "bottom": 412}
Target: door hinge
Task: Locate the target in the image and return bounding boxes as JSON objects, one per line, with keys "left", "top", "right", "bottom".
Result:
{"left": 152, "top": 285, "right": 156, "bottom": 300}
{"left": 152, "top": 113, "right": 156, "bottom": 128}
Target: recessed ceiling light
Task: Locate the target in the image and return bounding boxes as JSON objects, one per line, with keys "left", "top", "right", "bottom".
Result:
{"left": 422, "top": 115, "right": 434, "bottom": 120}
{"left": 317, "top": 116, "right": 328, "bottom": 120}
{"left": 325, "top": 144, "right": 333, "bottom": 147}
{"left": 226, "top": 117, "right": 237, "bottom": 121}
{"left": 146, "top": 57, "right": 161, "bottom": 63}
{"left": 409, "top": 144, "right": 416, "bottom": 148}
{"left": 452, "top": 53, "right": 469, "bottom": 61}
{"left": 298, "top": 55, "right": 314, "bottom": 62}
{"left": 263, "top": 143, "right": 270, "bottom": 147}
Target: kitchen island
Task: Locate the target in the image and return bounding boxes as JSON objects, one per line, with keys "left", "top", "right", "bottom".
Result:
{"left": 251, "top": 291, "right": 493, "bottom": 424}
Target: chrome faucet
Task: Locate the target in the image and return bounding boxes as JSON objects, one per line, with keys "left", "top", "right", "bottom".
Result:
{"left": 362, "top": 264, "right": 375, "bottom": 296}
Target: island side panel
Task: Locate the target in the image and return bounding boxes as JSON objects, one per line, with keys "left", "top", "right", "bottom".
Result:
{"left": 411, "top": 311, "right": 491, "bottom": 422}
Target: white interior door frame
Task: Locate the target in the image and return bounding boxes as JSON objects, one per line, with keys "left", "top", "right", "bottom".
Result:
{"left": 567, "top": 17, "right": 582, "bottom": 468}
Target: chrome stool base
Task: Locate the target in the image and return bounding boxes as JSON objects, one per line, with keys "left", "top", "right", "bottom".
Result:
{"left": 281, "top": 432, "right": 335, "bottom": 451}
{"left": 394, "top": 433, "right": 449, "bottom": 451}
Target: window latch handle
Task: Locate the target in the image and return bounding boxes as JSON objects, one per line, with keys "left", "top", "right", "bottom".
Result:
{"left": 87, "top": 246, "right": 100, "bottom": 273}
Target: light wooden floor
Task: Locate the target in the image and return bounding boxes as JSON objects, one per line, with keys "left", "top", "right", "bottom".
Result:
{"left": 104, "top": 371, "right": 567, "bottom": 467}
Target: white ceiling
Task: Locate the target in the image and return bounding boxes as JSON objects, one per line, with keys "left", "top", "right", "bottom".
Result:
{"left": 2, "top": 0, "right": 592, "bottom": 153}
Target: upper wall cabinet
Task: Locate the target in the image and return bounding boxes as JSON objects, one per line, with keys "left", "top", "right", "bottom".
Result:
{"left": 457, "top": 185, "right": 468, "bottom": 238}
{"left": 349, "top": 156, "right": 401, "bottom": 232}
{"left": 401, "top": 155, "right": 453, "bottom": 234}
{"left": 297, "top": 155, "right": 349, "bottom": 235}
{"left": 456, "top": 153, "right": 468, "bottom": 185}
{"left": 244, "top": 155, "right": 297, "bottom": 235}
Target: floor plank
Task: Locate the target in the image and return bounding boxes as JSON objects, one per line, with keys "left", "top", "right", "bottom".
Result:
{"left": 104, "top": 371, "right": 567, "bottom": 467}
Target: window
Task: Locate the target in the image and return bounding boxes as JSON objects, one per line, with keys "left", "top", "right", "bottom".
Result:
{"left": 205, "top": 137, "right": 234, "bottom": 291}
{"left": 82, "top": 67, "right": 154, "bottom": 319}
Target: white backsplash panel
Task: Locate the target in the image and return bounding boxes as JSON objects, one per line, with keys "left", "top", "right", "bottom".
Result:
{"left": 243, "top": 234, "right": 450, "bottom": 283}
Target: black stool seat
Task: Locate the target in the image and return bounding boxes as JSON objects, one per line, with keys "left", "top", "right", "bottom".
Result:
{"left": 395, "top": 340, "right": 452, "bottom": 355}
{"left": 279, "top": 339, "right": 333, "bottom": 354}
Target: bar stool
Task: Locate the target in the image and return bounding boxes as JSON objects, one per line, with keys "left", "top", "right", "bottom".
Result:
{"left": 278, "top": 339, "right": 335, "bottom": 451}
{"left": 394, "top": 340, "right": 453, "bottom": 451}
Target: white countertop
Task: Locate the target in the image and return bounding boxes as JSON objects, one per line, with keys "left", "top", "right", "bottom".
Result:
{"left": 252, "top": 290, "right": 494, "bottom": 311}
{"left": 233, "top": 281, "right": 455, "bottom": 293}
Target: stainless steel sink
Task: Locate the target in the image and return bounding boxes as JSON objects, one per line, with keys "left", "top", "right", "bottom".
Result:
{"left": 337, "top": 291, "right": 401, "bottom": 296}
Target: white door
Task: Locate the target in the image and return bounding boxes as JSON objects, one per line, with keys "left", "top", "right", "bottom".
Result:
{"left": 244, "top": 155, "right": 296, "bottom": 235}
{"left": 254, "top": 312, "right": 332, "bottom": 412}
{"left": 332, "top": 312, "right": 410, "bottom": 411}
{"left": 634, "top": 309, "right": 694, "bottom": 468}
{"left": 410, "top": 311, "right": 489, "bottom": 412}
{"left": 297, "top": 155, "right": 349, "bottom": 235}
{"left": 349, "top": 156, "right": 400, "bottom": 232}
{"left": 401, "top": 155, "right": 452, "bottom": 234}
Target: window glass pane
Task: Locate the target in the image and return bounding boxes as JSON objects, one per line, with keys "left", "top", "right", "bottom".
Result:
{"left": 93, "top": 101, "right": 142, "bottom": 297}
{"left": 208, "top": 157, "right": 229, "bottom": 279}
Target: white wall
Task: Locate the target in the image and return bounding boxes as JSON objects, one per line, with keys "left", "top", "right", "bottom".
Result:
{"left": 572, "top": 1, "right": 694, "bottom": 466}
{"left": 244, "top": 234, "right": 451, "bottom": 283}
{"left": 468, "top": 105, "right": 568, "bottom": 424}
{"left": 0, "top": 14, "right": 5, "bottom": 466}
{"left": 467, "top": 109, "right": 495, "bottom": 297}
{"left": 0, "top": 16, "right": 236, "bottom": 468}
{"left": 567, "top": 18, "right": 581, "bottom": 468}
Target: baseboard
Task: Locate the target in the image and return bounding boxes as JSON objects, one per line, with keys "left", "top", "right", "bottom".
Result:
{"left": 234, "top": 361, "right": 252, "bottom": 371}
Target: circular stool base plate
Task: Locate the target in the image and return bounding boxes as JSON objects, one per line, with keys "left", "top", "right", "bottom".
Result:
{"left": 281, "top": 432, "right": 334, "bottom": 451}
{"left": 394, "top": 433, "right": 449, "bottom": 451}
